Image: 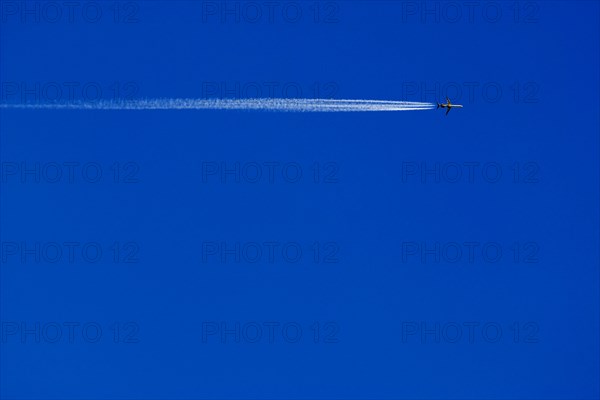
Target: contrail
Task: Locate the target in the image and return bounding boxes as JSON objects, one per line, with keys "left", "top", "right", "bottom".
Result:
{"left": 0, "top": 98, "right": 435, "bottom": 112}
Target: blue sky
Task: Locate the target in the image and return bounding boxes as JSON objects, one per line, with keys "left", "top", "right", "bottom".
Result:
{"left": 1, "top": 1, "right": 599, "bottom": 399}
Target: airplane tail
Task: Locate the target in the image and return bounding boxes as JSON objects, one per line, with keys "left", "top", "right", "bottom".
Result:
{"left": 436, "top": 102, "right": 440, "bottom": 109}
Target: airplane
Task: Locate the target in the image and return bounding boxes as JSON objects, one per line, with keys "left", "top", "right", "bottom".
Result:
{"left": 436, "top": 97, "right": 463, "bottom": 115}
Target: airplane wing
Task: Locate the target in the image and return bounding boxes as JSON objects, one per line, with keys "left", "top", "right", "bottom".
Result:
{"left": 446, "top": 107, "right": 451, "bottom": 116}
{"left": 446, "top": 97, "right": 451, "bottom": 106}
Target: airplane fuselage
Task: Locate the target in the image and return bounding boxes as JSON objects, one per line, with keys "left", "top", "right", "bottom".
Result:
{"left": 439, "top": 104, "right": 463, "bottom": 108}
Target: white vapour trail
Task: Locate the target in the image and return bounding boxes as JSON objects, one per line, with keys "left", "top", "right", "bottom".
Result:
{"left": 0, "top": 98, "right": 435, "bottom": 112}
